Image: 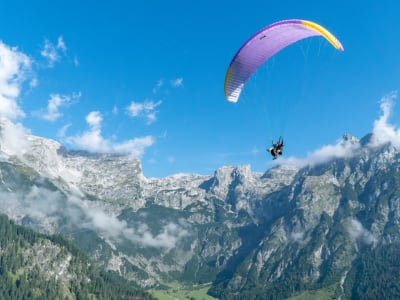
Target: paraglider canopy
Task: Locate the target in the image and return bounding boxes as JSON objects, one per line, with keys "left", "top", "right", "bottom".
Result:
{"left": 224, "top": 19, "right": 344, "bottom": 102}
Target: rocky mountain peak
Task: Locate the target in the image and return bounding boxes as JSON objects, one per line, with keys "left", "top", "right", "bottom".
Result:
{"left": 342, "top": 133, "right": 360, "bottom": 144}
{"left": 205, "top": 165, "right": 254, "bottom": 200}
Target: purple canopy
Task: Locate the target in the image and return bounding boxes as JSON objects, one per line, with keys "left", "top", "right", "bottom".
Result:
{"left": 224, "top": 19, "right": 344, "bottom": 102}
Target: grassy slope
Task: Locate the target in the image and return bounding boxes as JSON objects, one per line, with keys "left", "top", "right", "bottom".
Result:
{"left": 151, "top": 282, "right": 217, "bottom": 300}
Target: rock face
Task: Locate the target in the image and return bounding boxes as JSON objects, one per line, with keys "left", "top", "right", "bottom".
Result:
{"left": 1, "top": 121, "right": 400, "bottom": 299}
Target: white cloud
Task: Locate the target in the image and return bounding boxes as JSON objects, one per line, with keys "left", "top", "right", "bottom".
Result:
{"left": 68, "top": 127, "right": 109, "bottom": 152}
{"left": 368, "top": 91, "right": 400, "bottom": 148}
{"left": 69, "top": 111, "right": 111, "bottom": 152}
{"left": 152, "top": 79, "right": 164, "bottom": 93}
{"left": 0, "top": 41, "right": 32, "bottom": 120}
{"left": 66, "top": 111, "right": 108, "bottom": 152}
{"left": 291, "top": 231, "right": 305, "bottom": 241}
{"left": 348, "top": 219, "right": 376, "bottom": 245}
{"left": 83, "top": 204, "right": 188, "bottom": 249}
{"left": 29, "top": 77, "right": 39, "bottom": 89}
{"left": 0, "top": 119, "right": 31, "bottom": 157}
{"left": 171, "top": 77, "right": 183, "bottom": 87}
{"left": 112, "top": 105, "right": 118, "bottom": 115}
{"left": 126, "top": 100, "right": 162, "bottom": 124}
{"left": 67, "top": 112, "right": 109, "bottom": 153}
{"left": 310, "top": 139, "right": 359, "bottom": 163}
{"left": 33, "top": 93, "right": 80, "bottom": 122}
{"left": 86, "top": 111, "right": 102, "bottom": 128}
{"left": 113, "top": 136, "right": 155, "bottom": 157}
{"left": 57, "top": 36, "right": 67, "bottom": 53}
{"left": 0, "top": 96, "right": 25, "bottom": 120}
{"left": 73, "top": 55, "right": 79, "bottom": 67}
{"left": 0, "top": 185, "right": 188, "bottom": 249}
{"left": 66, "top": 111, "right": 154, "bottom": 157}
{"left": 41, "top": 36, "right": 67, "bottom": 67}
{"left": 280, "top": 137, "right": 360, "bottom": 168}
{"left": 41, "top": 39, "right": 59, "bottom": 67}
{"left": 57, "top": 123, "right": 71, "bottom": 138}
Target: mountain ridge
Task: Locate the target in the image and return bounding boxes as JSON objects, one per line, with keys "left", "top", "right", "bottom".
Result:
{"left": 1, "top": 121, "right": 400, "bottom": 298}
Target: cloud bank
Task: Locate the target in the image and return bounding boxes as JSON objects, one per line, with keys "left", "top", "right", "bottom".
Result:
{"left": 281, "top": 137, "right": 360, "bottom": 168}
{"left": 0, "top": 186, "right": 188, "bottom": 249}
{"left": 84, "top": 204, "right": 188, "bottom": 249}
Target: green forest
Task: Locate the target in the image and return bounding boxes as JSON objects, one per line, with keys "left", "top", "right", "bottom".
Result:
{"left": 0, "top": 213, "right": 156, "bottom": 300}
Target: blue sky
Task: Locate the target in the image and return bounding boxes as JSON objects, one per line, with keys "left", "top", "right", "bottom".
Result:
{"left": 0, "top": 0, "right": 400, "bottom": 177}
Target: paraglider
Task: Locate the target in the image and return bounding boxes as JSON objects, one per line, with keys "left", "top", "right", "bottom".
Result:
{"left": 267, "top": 136, "right": 284, "bottom": 160}
{"left": 224, "top": 19, "right": 344, "bottom": 103}
{"left": 224, "top": 19, "right": 343, "bottom": 160}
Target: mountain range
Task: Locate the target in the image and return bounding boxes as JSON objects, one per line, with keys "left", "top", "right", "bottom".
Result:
{"left": 1, "top": 119, "right": 400, "bottom": 299}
